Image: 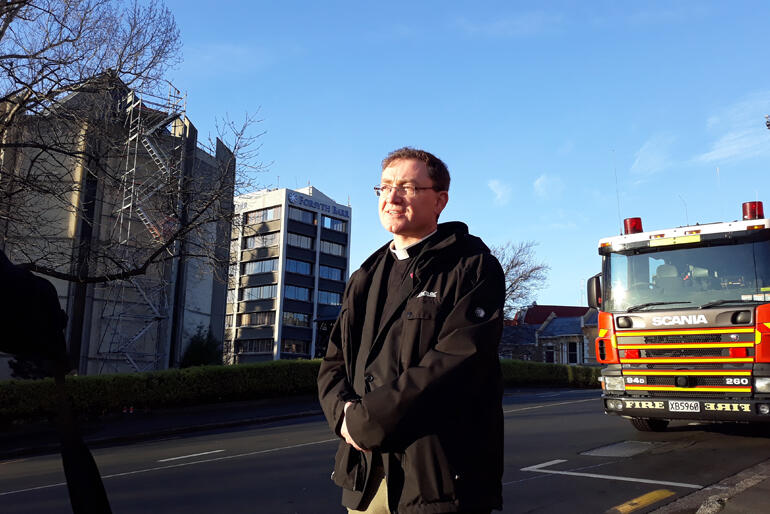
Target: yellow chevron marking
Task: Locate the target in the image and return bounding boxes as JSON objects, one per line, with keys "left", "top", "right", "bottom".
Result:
{"left": 609, "top": 490, "right": 677, "bottom": 514}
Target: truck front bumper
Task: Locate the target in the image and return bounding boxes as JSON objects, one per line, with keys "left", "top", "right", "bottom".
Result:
{"left": 602, "top": 394, "right": 770, "bottom": 422}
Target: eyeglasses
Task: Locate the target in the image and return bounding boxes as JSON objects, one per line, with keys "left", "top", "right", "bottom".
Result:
{"left": 374, "top": 184, "right": 436, "bottom": 198}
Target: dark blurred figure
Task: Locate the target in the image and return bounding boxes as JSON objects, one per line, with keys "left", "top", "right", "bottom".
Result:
{"left": 0, "top": 250, "right": 111, "bottom": 513}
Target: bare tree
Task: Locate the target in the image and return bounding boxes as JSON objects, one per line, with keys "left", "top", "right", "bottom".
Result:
{"left": 0, "top": 0, "right": 265, "bottom": 373}
{"left": 490, "top": 240, "right": 549, "bottom": 318}
{"left": 0, "top": 0, "right": 264, "bottom": 283}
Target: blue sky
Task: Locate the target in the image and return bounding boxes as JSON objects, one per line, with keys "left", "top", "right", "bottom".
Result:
{"left": 165, "top": 1, "right": 770, "bottom": 307}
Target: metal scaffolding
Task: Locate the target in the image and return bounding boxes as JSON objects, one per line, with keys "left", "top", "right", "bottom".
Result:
{"left": 96, "top": 83, "right": 186, "bottom": 373}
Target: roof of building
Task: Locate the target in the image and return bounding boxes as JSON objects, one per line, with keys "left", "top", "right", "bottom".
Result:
{"left": 538, "top": 316, "right": 584, "bottom": 338}
{"left": 500, "top": 324, "right": 538, "bottom": 346}
{"left": 515, "top": 304, "right": 590, "bottom": 325}
{"left": 583, "top": 308, "right": 598, "bottom": 326}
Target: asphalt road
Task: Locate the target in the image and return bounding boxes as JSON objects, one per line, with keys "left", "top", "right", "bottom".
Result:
{"left": 4, "top": 389, "right": 770, "bottom": 513}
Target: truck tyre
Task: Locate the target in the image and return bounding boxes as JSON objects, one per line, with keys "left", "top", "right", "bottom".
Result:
{"left": 630, "top": 418, "right": 669, "bottom": 432}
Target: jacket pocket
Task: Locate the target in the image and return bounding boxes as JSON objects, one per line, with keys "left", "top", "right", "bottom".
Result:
{"left": 400, "top": 435, "right": 457, "bottom": 507}
{"left": 402, "top": 298, "right": 440, "bottom": 365}
{"left": 332, "top": 441, "right": 367, "bottom": 492}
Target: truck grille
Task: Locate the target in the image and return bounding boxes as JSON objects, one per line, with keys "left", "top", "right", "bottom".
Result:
{"left": 646, "top": 376, "right": 731, "bottom": 387}
{"left": 646, "top": 390, "right": 750, "bottom": 398}
{"left": 644, "top": 334, "right": 719, "bottom": 344}
{"left": 641, "top": 348, "right": 730, "bottom": 358}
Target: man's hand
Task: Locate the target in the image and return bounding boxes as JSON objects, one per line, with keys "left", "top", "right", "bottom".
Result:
{"left": 341, "top": 401, "right": 366, "bottom": 452}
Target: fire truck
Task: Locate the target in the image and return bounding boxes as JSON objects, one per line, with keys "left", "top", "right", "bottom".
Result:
{"left": 587, "top": 201, "right": 770, "bottom": 431}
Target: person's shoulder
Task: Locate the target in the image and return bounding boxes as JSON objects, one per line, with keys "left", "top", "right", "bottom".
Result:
{"left": 439, "top": 222, "right": 492, "bottom": 259}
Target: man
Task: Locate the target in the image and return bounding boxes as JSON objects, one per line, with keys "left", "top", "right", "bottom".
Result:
{"left": 318, "top": 147, "right": 505, "bottom": 513}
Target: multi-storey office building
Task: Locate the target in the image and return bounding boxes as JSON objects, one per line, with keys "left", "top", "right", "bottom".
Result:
{"left": 226, "top": 187, "right": 351, "bottom": 363}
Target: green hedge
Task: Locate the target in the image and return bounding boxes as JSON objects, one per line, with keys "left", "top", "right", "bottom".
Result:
{"left": 0, "top": 359, "right": 599, "bottom": 424}
{"left": 500, "top": 360, "right": 601, "bottom": 388}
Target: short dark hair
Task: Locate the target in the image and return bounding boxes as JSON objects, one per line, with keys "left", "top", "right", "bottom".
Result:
{"left": 381, "top": 147, "right": 450, "bottom": 192}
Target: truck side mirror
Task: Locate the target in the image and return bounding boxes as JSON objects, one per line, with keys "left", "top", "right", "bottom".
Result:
{"left": 587, "top": 273, "right": 602, "bottom": 309}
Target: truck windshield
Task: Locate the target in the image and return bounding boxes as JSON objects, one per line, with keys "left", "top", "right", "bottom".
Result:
{"left": 604, "top": 239, "right": 770, "bottom": 312}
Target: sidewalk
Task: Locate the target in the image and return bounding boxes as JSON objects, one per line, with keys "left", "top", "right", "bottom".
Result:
{"left": 652, "top": 458, "right": 770, "bottom": 514}
{"left": 0, "top": 394, "right": 323, "bottom": 460}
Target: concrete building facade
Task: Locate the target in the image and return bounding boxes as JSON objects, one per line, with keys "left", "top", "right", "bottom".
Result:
{"left": 225, "top": 187, "right": 351, "bottom": 364}
{"left": 0, "top": 82, "right": 234, "bottom": 377}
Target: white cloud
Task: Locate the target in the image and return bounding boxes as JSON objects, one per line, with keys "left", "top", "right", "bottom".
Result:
{"left": 696, "top": 130, "right": 768, "bottom": 163}
{"left": 453, "top": 11, "right": 563, "bottom": 38}
{"left": 630, "top": 133, "right": 676, "bottom": 177}
{"left": 694, "top": 92, "right": 770, "bottom": 163}
{"left": 487, "top": 179, "right": 512, "bottom": 206}
{"left": 533, "top": 174, "right": 564, "bottom": 198}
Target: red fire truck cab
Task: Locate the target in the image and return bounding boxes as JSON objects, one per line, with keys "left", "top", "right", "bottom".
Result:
{"left": 588, "top": 201, "right": 770, "bottom": 431}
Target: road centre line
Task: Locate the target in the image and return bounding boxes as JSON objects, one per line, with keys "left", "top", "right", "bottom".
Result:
{"left": 0, "top": 438, "right": 338, "bottom": 497}
{"left": 520, "top": 459, "right": 702, "bottom": 489}
{"left": 157, "top": 449, "right": 225, "bottom": 462}
{"left": 504, "top": 398, "right": 596, "bottom": 413}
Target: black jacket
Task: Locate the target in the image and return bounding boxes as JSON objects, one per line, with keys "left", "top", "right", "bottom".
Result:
{"left": 318, "top": 222, "right": 505, "bottom": 513}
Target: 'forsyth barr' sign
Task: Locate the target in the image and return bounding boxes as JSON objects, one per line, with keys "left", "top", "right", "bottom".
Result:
{"left": 288, "top": 191, "right": 350, "bottom": 219}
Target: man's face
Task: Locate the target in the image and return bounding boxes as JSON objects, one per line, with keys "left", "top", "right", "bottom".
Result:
{"left": 378, "top": 159, "right": 448, "bottom": 246}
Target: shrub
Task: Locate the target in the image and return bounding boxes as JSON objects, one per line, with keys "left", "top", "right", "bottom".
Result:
{"left": 0, "top": 358, "right": 599, "bottom": 424}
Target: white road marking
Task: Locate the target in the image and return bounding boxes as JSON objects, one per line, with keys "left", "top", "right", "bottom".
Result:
{"left": 157, "top": 450, "right": 225, "bottom": 462}
{"left": 0, "top": 438, "right": 338, "bottom": 497}
{"left": 519, "top": 459, "right": 702, "bottom": 489}
{"left": 504, "top": 397, "right": 596, "bottom": 413}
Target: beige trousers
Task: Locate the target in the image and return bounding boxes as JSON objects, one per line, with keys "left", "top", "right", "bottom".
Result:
{"left": 347, "top": 471, "right": 389, "bottom": 514}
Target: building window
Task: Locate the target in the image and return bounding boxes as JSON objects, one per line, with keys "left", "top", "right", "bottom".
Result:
{"left": 237, "top": 338, "right": 274, "bottom": 354}
{"left": 282, "top": 338, "right": 309, "bottom": 354}
{"left": 287, "top": 232, "right": 313, "bottom": 250}
{"left": 568, "top": 342, "right": 578, "bottom": 364}
{"left": 284, "top": 311, "right": 310, "bottom": 327}
{"left": 322, "top": 215, "right": 347, "bottom": 233}
{"left": 225, "top": 314, "right": 234, "bottom": 328}
{"left": 245, "top": 206, "right": 280, "bottom": 225}
{"left": 285, "top": 285, "right": 311, "bottom": 302}
{"left": 241, "top": 284, "right": 277, "bottom": 301}
{"left": 243, "top": 258, "right": 278, "bottom": 275}
{"left": 320, "top": 240, "right": 344, "bottom": 256}
{"left": 227, "top": 289, "right": 236, "bottom": 304}
{"left": 239, "top": 311, "right": 275, "bottom": 326}
{"left": 319, "top": 265, "right": 342, "bottom": 281}
{"left": 286, "top": 259, "right": 312, "bottom": 275}
{"left": 318, "top": 290, "right": 341, "bottom": 306}
{"left": 544, "top": 345, "right": 555, "bottom": 363}
{"left": 244, "top": 232, "right": 279, "bottom": 249}
{"left": 289, "top": 206, "right": 315, "bottom": 225}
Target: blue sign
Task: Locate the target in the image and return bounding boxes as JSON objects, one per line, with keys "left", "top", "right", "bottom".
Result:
{"left": 288, "top": 191, "right": 350, "bottom": 219}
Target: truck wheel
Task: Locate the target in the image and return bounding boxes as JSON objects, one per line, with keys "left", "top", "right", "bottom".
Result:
{"left": 630, "top": 418, "right": 669, "bottom": 432}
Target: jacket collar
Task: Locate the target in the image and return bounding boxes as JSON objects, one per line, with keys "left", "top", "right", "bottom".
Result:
{"left": 359, "top": 221, "right": 471, "bottom": 276}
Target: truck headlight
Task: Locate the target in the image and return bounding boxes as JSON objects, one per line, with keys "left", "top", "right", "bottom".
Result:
{"left": 755, "top": 377, "right": 770, "bottom": 393}
{"left": 603, "top": 376, "right": 626, "bottom": 392}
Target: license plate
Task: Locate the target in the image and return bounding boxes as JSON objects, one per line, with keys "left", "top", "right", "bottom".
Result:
{"left": 668, "top": 400, "right": 700, "bottom": 413}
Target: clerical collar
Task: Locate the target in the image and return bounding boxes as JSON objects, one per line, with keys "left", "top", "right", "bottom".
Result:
{"left": 389, "top": 230, "right": 437, "bottom": 261}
